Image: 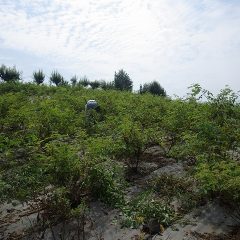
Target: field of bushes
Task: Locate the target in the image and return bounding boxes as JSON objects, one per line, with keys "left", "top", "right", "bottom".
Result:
{"left": 0, "top": 81, "right": 239, "bottom": 239}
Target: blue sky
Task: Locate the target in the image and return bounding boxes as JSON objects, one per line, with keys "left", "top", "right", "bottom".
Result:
{"left": 0, "top": 0, "right": 240, "bottom": 96}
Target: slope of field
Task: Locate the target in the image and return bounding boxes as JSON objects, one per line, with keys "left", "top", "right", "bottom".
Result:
{"left": 0, "top": 82, "right": 239, "bottom": 239}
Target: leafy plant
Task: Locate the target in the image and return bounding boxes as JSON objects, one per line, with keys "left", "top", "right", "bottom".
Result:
{"left": 0, "top": 64, "right": 21, "bottom": 82}
{"left": 114, "top": 69, "right": 133, "bottom": 91}
{"left": 100, "top": 80, "right": 115, "bottom": 90}
{"left": 89, "top": 80, "right": 101, "bottom": 89}
{"left": 33, "top": 70, "right": 45, "bottom": 85}
{"left": 88, "top": 160, "right": 125, "bottom": 207}
{"left": 50, "top": 70, "right": 64, "bottom": 86}
{"left": 151, "top": 174, "right": 204, "bottom": 213}
{"left": 70, "top": 75, "right": 78, "bottom": 86}
{"left": 152, "top": 174, "right": 193, "bottom": 198}
{"left": 196, "top": 160, "right": 240, "bottom": 202}
{"left": 78, "top": 76, "right": 89, "bottom": 87}
{"left": 121, "top": 191, "right": 174, "bottom": 228}
{"left": 141, "top": 81, "right": 166, "bottom": 97}
{"left": 114, "top": 118, "right": 160, "bottom": 172}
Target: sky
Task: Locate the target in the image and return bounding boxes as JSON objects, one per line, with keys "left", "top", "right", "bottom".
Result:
{"left": 0, "top": 0, "right": 240, "bottom": 97}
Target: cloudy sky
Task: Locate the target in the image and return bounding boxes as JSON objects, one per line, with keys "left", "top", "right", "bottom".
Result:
{"left": 0, "top": 0, "right": 239, "bottom": 96}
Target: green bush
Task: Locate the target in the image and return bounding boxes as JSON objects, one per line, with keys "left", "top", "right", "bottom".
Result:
{"left": 50, "top": 70, "right": 64, "bottom": 86}
{"left": 88, "top": 160, "right": 125, "bottom": 207}
{"left": 196, "top": 160, "right": 240, "bottom": 202}
{"left": 141, "top": 81, "right": 166, "bottom": 96}
{"left": 33, "top": 70, "right": 45, "bottom": 84}
{"left": 122, "top": 191, "right": 174, "bottom": 228}
{"left": 0, "top": 64, "right": 21, "bottom": 82}
{"left": 114, "top": 69, "right": 132, "bottom": 91}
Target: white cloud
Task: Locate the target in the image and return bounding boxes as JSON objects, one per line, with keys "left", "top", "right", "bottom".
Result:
{"left": 0, "top": 0, "right": 240, "bottom": 96}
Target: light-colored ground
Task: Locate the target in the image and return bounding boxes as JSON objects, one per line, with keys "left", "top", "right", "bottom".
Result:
{"left": 154, "top": 201, "right": 237, "bottom": 240}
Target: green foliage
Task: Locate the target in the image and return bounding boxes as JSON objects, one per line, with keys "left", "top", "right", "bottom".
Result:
{"left": 44, "top": 187, "right": 72, "bottom": 221}
{"left": 89, "top": 80, "right": 101, "bottom": 89}
{"left": 44, "top": 142, "right": 80, "bottom": 186}
{"left": 114, "top": 118, "right": 156, "bottom": 171}
{"left": 121, "top": 191, "right": 174, "bottom": 228}
{"left": 70, "top": 201, "right": 88, "bottom": 219}
{"left": 78, "top": 76, "right": 89, "bottom": 87}
{"left": 141, "top": 81, "right": 166, "bottom": 97}
{"left": 0, "top": 64, "right": 21, "bottom": 82}
{"left": 114, "top": 69, "right": 133, "bottom": 91}
{"left": 152, "top": 174, "right": 204, "bottom": 213}
{"left": 196, "top": 160, "right": 240, "bottom": 202}
{"left": 33, "top": 70, "right": 45, "bottom": 84}
{"left": 88, "top": 161, "right": 125, "bottom": 206}
{"left": 152, "top": 174, "right": 193, "bottom": 198}
{"left": 50, "top": 70, "right": 64, "bottom": 86}
{"left": 70, "top": 75, "right": 78, "bottom": 86}
{"left": 0, "top": 81, "right": 239, "bottom": 227}
{"left": 100, "top": 80, "right": 115, "bottom": 90}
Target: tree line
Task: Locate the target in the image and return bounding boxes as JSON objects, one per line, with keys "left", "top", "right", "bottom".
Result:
{"left": 0, "top": 64, "right": 166, "bottom": 96}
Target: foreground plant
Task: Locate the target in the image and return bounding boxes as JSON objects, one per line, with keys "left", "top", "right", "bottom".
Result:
{"left": 121, "top": 191, "right": 174, "bottom": 229}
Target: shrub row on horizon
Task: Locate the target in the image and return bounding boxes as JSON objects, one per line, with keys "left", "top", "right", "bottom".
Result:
{"left": 0, "top": 64, "right": 166, "bottom": 96}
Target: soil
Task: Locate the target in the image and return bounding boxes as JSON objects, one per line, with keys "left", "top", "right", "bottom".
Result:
{"left": 190, "top": 227, "right": 240, "bottom": 240}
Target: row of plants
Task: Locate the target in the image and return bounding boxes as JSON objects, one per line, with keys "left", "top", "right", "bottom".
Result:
{"left": 0, "top": 64, "right": 166, "bottom": 95}
{"left": 0, "top": 81, "right": 239, "bottom": 231}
